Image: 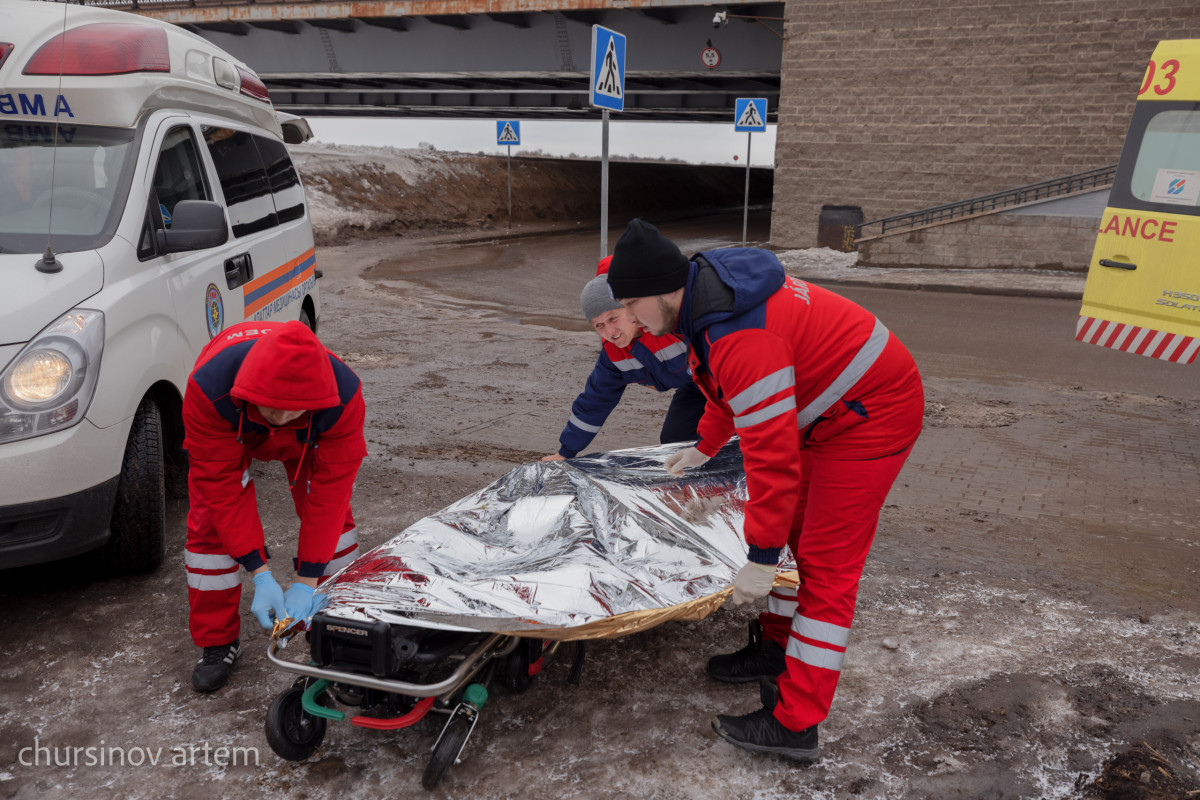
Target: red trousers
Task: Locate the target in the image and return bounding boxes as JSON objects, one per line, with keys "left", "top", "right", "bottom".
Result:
{"left": 759, "top": 447, "right": 912, "bottom": 732}
{"left": 184, "top": 458, "right": 359, "bottom": 647}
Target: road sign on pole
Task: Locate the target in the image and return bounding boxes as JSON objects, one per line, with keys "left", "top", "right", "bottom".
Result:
{"left": 496, "top": 120, "right": 520, "bottom": 146}
{"left": 734, "top": 98, "right": 767, "bottom": 132}
{"left": 591, "top": 25, "right": 626, "bottom": 258}
{"left": 497, "top": 121, "right": 520, "bottom": 230}
{"left": 590, "top": 25, "right": 626, "bottom": 112}
{"left": 734, "top": 99, "right": 768, "bottom": 245}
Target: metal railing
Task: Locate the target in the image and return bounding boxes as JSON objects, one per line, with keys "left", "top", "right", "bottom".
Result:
{"left": 856, "top": 164, "right": 1117, "bottom": 240}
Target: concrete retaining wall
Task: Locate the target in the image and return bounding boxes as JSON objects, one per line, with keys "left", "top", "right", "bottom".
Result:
{"left": 858, "top": 213, "right": 1100, "bottom": 271}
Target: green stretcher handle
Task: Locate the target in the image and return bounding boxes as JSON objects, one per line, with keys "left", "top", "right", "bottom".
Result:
{"left": 301, "top": 678, "right": 346, "bottom": 721}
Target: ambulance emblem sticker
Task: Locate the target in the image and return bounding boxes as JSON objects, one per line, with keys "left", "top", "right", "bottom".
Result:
{"left": 205, "top": 283, "right": 224, "bottom": 339}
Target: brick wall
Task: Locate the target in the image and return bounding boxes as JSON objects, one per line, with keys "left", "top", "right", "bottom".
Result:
{"left": 858, "top": 213, "right": 1099, "bottom": 270}
{"left": 771, "top": 0, "right": 1200, "bottom": 248}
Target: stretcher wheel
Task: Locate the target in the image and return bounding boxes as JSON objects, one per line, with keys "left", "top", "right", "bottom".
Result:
{"left": 265, "top": 686, "right": 327, "bottom": 761}
{"left": 421, "top": 714, "right": 471, "bottom": 790}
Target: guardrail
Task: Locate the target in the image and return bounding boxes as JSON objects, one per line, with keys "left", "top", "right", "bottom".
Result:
{"left": 856, "top": 164, "right": 1117, "bottom": 241}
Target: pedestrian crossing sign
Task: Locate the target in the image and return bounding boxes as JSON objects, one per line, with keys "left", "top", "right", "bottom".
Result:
{"left": 734, "top": 98, "right": 767, "bottom": 132}
{"left": 496, "top": 120, "right": 520, "bottom": 146}
{"left": 590, "top": 25, "right": 626, "bottom": 112}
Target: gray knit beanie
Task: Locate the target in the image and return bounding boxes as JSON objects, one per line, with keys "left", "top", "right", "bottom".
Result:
{"left": 580, "top": 274, "right": 623, "bottom": 322}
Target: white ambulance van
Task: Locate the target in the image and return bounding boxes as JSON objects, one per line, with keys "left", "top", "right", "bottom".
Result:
{"left": 0, "top": 0, "right": 321, "bottom": 572}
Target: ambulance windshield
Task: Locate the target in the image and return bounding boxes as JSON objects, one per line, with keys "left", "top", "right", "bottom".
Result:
{"left": 0, "top": 123, "right": 135, "bottom": 255}
{"left": 1128, "top": 108, "right": 1200, "bottom": 210}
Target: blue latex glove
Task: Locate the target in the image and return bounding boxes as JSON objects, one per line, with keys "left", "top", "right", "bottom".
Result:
{"left": 250, "top": 571, "right": 288, "bottom": 629}
{"left": 283, "top": 582, "right": 317, "bottom": 623}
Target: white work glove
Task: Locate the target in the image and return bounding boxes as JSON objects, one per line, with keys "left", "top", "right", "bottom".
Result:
{"left": 665, "top": 446, "right": 711, "bottom": 476}
{"left": 730, "top": 561, "right": 777, "bottom": 605}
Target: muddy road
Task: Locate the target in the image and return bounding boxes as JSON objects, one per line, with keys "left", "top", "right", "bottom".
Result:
{"left": 2, "top": 214, "right": 1199, "bottom": 800}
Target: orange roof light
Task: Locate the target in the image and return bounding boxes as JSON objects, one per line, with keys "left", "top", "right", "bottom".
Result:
{"left": 23, "top": 23, "right": 170, "bottom": 76}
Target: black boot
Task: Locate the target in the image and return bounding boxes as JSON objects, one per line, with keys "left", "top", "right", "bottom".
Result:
{"left": 192, "top": 639, "right": 241, "bottom": 693}
{"left": 707, "top": 620, "right": 786, "bottom": 683}
{"left": 712, "top": 707, "right": 819, "bottom": 762}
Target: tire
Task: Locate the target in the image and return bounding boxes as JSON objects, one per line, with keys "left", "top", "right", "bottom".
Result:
{"left": 299, "top": 305, "right": 315, "bottom": 333}
{"left": 421, "top": 714, "right": 471, "bottom": 790}
{"left": 101, "top": 396, "right": 165, "bottom": 573}
{"left": 265, "top": 686, "right": 327, "bottom": 761}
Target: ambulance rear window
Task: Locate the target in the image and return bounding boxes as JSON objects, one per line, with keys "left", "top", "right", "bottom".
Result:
{"left": 0, "top": 123, "right": 134, "bottom": 254}
{"left": 1112, "top": 102, "right": 1200, "bottom": 216}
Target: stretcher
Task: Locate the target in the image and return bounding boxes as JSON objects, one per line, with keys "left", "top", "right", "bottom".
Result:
{"left": 264, "top": 440, "right": 779, "bottom": 789}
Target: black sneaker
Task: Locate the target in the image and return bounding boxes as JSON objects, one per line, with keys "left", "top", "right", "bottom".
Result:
{"left": 192, "top": 639, "right": 241, "bottom": 693}
{"left": 712, "top": 707, "right": 819, "bottom": 762}
{"left": 707, "top": 620, "right": 786, "bottom": 683}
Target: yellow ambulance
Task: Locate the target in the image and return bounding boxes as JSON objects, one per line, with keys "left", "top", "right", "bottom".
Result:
{"left": 1077, "top": 40, "right": 1200, "bottom": 363}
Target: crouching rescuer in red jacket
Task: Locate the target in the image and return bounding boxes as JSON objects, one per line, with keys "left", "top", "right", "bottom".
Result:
{"left": 607, "top": 219, "right": 924, "bottom": 762}
{"left": 183, "top": 321, "right": 367, "bottom": 692}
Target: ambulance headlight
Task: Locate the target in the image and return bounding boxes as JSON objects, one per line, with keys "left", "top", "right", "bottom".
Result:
{"left": 0, "top": 310, "right": 104, "bottom": 444}
{"left": 6, "top": 351, "right": 73, "bottom": 403}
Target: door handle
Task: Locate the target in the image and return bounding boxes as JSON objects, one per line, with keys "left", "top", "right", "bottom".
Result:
{"left": 224, "top": 254, "right": 254, "bottom": 289}
{"left": 1099, "top": 259, "right": 1137, "bottom": 271}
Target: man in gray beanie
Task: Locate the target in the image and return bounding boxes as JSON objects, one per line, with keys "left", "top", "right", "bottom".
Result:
{"left": 540, "top": 256, "right": 715, "bottom": 462}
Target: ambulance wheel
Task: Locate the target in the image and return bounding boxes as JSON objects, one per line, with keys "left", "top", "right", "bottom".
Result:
{"left": 421, "top": 714, "right": 470, "bottom": 790}
{"left": 265, "top": 687, "right": 327, "bottom": 761}
{"left": 299, "top": 306, "right": 315, "bottom": 333}
{"left": 101, "top": 395, "right": 165, "bottom": 574}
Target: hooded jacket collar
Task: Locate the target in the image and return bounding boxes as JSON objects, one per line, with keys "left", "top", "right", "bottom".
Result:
{"left": 675, "top": 248, "right": 787, "bottom": 342}
{"left": 230, "top": 321, "right": 339, "bottom": 412}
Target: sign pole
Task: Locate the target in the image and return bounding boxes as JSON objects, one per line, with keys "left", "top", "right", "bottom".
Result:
{"left": 743, "top": 132, "right": 752, "bottom": 246}
{"left": 590, "top": 24, "right": 624, "bottom": 260}
{"left": 601, "top": 110, "right": 610, "bottom": 259}
{"left": 496, "top": 120, "right": 520, "bottom": 231}
{"left": 733, "top": 97, "right": 767, "bottom": 247}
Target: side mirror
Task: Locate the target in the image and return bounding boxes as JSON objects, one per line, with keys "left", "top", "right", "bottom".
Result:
{"left": 278, "top": 112, "right": 314, "bottom": 145}
{"left": 156, "top": 200, "right": 228, "bottom": 253}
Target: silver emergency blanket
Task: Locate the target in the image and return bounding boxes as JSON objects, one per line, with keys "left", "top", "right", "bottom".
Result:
{"left": 317, "top": 441, "right": 757, "bottom": 640}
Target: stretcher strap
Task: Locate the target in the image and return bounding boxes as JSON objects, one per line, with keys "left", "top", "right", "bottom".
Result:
{"left": 351, "top": 696, "right": 435, "bottom": 730}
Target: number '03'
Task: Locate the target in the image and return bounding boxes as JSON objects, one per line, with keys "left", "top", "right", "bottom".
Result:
{"left": 1139, "top": 59, "right": 1180, "bottom": 97}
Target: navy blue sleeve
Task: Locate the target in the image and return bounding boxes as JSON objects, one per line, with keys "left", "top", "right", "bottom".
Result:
{"left": 557, "top": 351, "right": 629, "bottom": 457}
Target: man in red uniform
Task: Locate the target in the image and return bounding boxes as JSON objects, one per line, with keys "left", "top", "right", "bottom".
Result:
{"left": 607, "top": 219, "right": 924, "bottom": 761}
{"left": 182, "top": 320, "right": 367, "bottom": 692}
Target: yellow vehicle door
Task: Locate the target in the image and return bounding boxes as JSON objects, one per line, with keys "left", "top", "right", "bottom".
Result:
{"left": 1078, "top": 40, "right": 1200, "bottom": 363}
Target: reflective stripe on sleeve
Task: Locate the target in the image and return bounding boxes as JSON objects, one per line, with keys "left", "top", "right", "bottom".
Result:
{"left": 612, "top": 357, "right": 644, "bottom": 372}
{"left": 793, "top": 615, "right": 851, "bottom": 648}
{"left": 786, "top": 638, "right": 845, "bottom": 672}
{"left": 728, "top": 367, "right": 795, "bottom": 415}
{"left": 569, "top": 414, "right": 603, "bottom": 434}
{"left": 334, "top": 528, "right": 358, "bottom": 551}
{"left": 796, "top": 317, "right": 890, "bottom": 429}
{"left": 734, "top": 396, "right": 797, "bottom": 429}
{"left": 186, "top": 571, "right": 241, "bottom": 591}
{"left": 653, "top": 341, "right": 688, "bottom": 361}
{"left": 185, "top": 551, "right": 237, "bottom": 570}
{"left": 241, "top": 468, "right": 252, "bottom": 489}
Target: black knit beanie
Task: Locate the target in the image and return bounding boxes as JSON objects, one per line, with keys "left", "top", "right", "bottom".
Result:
{"left": 606, "top": 219, "right": 690, "bottom": 299}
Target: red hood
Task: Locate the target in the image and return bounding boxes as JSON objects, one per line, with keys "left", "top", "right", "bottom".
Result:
{"left": 596, "top": 256, "right": 612, "bottom": 276}
{"left": 231, "top": 321, "right": 339, "bottom": 411}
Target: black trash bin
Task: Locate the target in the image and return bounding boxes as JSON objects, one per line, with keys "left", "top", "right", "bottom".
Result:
{"left": 817, "top": 205, "right": 864, "bottom": 252}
